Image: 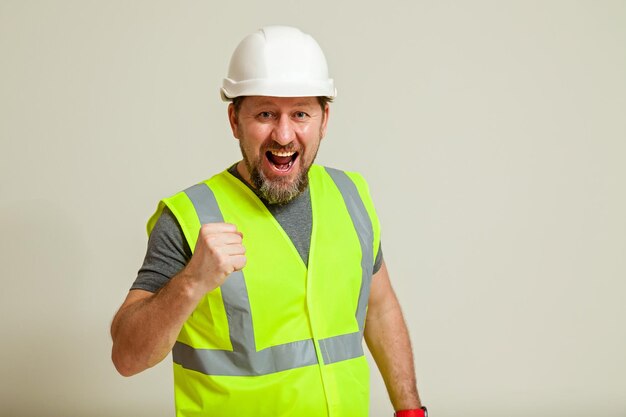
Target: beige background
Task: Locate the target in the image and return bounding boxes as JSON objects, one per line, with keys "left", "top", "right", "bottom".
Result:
{"left": 1, "top": 1, "right": 625, "bottom": 416}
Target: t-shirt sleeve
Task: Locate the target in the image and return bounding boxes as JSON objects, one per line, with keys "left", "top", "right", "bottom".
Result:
{"left": 131, "top": 206, "right": 192, "bottom": 293}
{"left": 373, "top": 241, "right": 384, "bottom": 274}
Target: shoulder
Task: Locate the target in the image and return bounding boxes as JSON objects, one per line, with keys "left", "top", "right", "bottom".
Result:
{"left": 144, "top": 171, "right": 221, "bottom": 236}
{"left": 313, "top": 165, "right": 373, "bottom": 200}
{"left": 312, "top": 164, "right": 369, "bottom": 184}
{"left": 315, "top": 165, "right": 381, "bottom": 258}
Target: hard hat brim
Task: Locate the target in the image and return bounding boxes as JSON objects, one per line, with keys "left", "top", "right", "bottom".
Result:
{"left": 221, "top": 78, "right": 336, "bottom": 102}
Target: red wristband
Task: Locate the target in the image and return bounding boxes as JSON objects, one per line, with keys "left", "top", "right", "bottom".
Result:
{"left": 395, "top": 407, "right": 428, "bottom": 417}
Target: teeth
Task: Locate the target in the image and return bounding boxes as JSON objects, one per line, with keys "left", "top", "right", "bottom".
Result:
{"left": 269, "top": 150, "right": 296, "bottom": 157}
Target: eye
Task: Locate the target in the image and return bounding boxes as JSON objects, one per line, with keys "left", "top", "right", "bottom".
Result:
{"left": 293, "top": 111, "right": 309, "bottom": 120}
{"left": 257, "top": 111, "right": 275, "bottom": 120}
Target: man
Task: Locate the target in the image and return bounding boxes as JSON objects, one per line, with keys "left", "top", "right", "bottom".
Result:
{"left": 111, "top": 25, "right": 426, "bottom": 417}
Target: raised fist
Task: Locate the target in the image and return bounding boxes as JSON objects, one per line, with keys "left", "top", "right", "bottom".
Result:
{"left": 183, "top": 222, "right": 246, "bottom": 294}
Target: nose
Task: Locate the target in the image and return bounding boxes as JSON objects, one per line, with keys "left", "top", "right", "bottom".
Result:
{"left": 271, "top": 114, "right": 295, "bottom": 146}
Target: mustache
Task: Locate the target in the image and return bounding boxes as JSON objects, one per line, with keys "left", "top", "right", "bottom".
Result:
{"left": 263, "top": 142, "right": 301, "bottom": 153}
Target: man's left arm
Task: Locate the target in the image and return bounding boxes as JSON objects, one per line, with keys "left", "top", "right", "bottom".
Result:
{"left": 364, "top": 260, "right": 424, "bottom": 412}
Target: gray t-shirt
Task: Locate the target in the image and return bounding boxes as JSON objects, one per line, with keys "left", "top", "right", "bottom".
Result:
{"left": 132, "top": 167, "right": 383, "bottom": 293}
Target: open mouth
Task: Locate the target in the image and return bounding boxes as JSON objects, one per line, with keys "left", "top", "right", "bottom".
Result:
{"left": 266, "top": 150, "right": 299, "bottom": 172}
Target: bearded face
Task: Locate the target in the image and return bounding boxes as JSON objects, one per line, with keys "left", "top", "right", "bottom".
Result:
{"left": 229, "top": 96, "right": 329, "bottom": 204}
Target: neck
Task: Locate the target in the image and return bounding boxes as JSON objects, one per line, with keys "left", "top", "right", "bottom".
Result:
{"left": 235, "top": 160, "right": 255, "bottom": 189}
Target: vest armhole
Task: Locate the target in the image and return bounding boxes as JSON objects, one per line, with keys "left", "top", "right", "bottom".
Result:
{"left": 343, "top": 170, "right": 382, "bottom": 266}
{"left": 158, "top": 192, "right": 203, "bottom": 252}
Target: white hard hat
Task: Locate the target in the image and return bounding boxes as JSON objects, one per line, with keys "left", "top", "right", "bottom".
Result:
{"left": 221, "top": 26, "right": 336, "bottom": 101}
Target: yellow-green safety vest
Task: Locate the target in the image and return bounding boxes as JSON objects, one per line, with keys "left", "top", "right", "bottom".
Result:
{"left": 147, "top": 165, "right": 381, "bottom": 417}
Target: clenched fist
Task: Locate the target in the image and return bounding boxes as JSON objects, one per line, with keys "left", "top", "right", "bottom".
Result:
{"left": 182, "top": 222, "right": 246, "bottom": 294}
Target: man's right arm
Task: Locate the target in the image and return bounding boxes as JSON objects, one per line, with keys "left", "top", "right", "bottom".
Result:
{"left": 110, "top": 223, "right": 246, "bottom": 376}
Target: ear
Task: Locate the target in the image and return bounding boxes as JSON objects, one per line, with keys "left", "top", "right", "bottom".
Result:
{"left": 320, "top": 103, "right": 330, "bottom": 139}
{"left": 228, "top": 103, "right": 240, "bottom": 139}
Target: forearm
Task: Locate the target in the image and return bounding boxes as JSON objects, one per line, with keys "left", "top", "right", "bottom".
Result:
{"left": 365, "top": 301, "right": 422, "bottom": 410}
{"left": 111, "top": 270, "right": 205, "bottom": 376}
{"left": 365, "top": 261, "right": 422, "bottom": 411}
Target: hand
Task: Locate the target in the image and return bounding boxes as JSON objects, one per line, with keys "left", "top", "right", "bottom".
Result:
{"left": 183, "top": 223, "right": 246, "bottom": 294}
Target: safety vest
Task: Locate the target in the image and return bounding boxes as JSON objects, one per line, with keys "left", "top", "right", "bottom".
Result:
{"left": 147, "top": 165, "right": 381, "bottom": 417}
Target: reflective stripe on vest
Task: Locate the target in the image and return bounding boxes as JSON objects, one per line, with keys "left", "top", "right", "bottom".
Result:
{"left": 172, "top": 167, "right": 373, "bottom": 376}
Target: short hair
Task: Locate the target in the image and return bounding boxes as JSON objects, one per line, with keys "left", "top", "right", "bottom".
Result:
{"left": 232, "top": 96, "right": 332, "bottom": 118}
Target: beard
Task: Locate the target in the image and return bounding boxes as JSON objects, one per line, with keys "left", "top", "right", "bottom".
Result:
{"left": 240, "top": 141, "right": 319, "bottom": 205}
